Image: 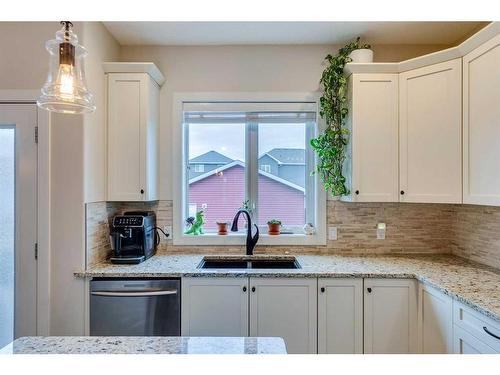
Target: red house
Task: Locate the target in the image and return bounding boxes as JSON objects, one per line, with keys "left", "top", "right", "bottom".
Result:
{"left": 188, "top": 158, "right": 305, "bottom": 230}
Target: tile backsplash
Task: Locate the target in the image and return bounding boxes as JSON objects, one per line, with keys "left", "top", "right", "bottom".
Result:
{"left": 451, "top": 204, "right": 500, "bottom": 269}
{"left": 86, "top": 199, "right": 500, "bottom": 269}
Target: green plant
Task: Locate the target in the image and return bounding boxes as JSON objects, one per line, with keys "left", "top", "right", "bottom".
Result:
{"left": 240, "top": 199, "right": 252, "bottom": 213}
{"left": 267, "top": 219, "right": 281, "bottom": 225}
{"left": 311, "top": 37, "right": 370, "bottom": 197}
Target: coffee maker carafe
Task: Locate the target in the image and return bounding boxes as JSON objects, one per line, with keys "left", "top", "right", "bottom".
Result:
{"left": 109, "top": 211, "right": 158, "bottom": 264}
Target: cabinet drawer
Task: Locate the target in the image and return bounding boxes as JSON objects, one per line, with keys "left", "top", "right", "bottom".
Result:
{"left": 453, "top": 300, "right": 500, "bottom": 352}
{"left": 453, "top": 325, "right": 498, "bottom": 354}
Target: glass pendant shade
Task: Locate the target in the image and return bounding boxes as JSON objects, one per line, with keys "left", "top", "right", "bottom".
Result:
{"left": 37, "top": 22, "right": 96, "bottom": 114}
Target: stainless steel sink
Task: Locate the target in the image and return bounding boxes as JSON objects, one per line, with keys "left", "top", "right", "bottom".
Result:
{"left": 198, "top": 256, "right": 301, "bottom": 269}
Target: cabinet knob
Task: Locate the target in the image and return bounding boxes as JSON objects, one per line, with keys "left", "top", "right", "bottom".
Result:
{"left": 242, "top": 286, "right": 247, "bottom": 292}
{"left": 140, "top": 189, "right": 145, "bottom": 194}
{"left": 355, "top": 190, "right": 359, "bottom": 195}
{"left": 400, "top": 190, "right": 405, "bottom": 195}
{"left": 251, "top": 286, "right": 256, "bottom": 293}
{"left": 320, "top": 287, "right": 325, "bottom": 293}
{"left": 367, "top": 287, "right": 372, "bottom": 293}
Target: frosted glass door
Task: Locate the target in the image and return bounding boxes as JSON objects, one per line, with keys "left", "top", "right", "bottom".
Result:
{"left": 0, "top": 104, "right": 38, "bottom": 347}
{"left": 0, "top": 128, "right": 15, "bottom": 348}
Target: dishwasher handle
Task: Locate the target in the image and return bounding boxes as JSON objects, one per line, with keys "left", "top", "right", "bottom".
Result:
{"left": 91, "top": 289, "right": 178, "bottom": 297}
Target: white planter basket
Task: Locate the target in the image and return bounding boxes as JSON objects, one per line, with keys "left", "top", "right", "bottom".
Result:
{"left": 349, "top": 48, "right": 374, "bottom": 63}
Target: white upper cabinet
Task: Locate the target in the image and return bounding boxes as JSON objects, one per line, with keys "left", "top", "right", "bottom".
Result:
{"left": 364, "top": 278, "right": 418, "bottom": 354}
{"left": 463, "top": 33, "right": 500, "bottom": 206}
{"left": 399, "top": 59, "right": 462, "bottom": 203}
{"left": 346, "top": 74, "right": 399, "bottom": 202}
{"left": 106, "top": 65, "right": 162, "bottom": 201}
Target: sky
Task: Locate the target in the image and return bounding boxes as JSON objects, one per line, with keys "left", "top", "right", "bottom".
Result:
{"left": 188, "top": 123, "right": 307, "bottom": 161}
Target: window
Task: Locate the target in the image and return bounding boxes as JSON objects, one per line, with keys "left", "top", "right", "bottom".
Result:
{"left": 186, "top": 122, "right": 246, "bottom": 231}
{"left": 260, "top": 164, "right": 271, "bottom": 173}
{"left": 193, "top": 164, "right": 205, "bottom": 173}
{"left": 174, "top": 96, "right": 326, "bottom": 246}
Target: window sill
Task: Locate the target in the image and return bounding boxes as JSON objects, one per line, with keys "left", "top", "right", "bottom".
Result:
{"left": 172, "top": 232, "right": 326, "bottom": 246}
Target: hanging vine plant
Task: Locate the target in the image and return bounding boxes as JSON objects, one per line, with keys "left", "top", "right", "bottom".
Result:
{"left": 311, "top": 37, "right": 370, "bottom": 197}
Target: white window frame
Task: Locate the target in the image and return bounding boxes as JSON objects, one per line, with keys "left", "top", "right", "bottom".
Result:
{"left": 260, "top": 164, "right": 271, "bottom": 173}
{"left": 193, "top": 164, "right": 205, "bottom": 173}
{"left": 172, "top": 92, "right": 326, "bottom": 246}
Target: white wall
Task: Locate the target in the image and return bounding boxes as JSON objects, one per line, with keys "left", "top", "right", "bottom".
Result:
{"left": 83, "top": 22, "right": 120, "bottom": 203}
{"left": 119, "top": 43, "right": 450, "bottom": 200}
{"left": 0, "top": 22, "right": 69, "bottom": 89}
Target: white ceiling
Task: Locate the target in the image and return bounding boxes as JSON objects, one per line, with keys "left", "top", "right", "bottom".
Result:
{"left": 103, "top": 21, "right": 487, "bottom": 46}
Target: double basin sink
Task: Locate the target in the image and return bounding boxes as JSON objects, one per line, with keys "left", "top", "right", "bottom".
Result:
{"left": 198, "top": 256, "right": 301, "bottom": 269}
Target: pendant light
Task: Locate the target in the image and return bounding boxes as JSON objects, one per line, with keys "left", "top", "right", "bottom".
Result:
{"left": 37, "top": 21, "right": 96, "bottom": 114}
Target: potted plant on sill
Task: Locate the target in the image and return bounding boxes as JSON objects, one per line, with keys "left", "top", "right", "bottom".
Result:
{"left": 267, "top": 219, "right": 281, "bottom": 235}
{"left": 216, "top": 221, "right": 229, "bottom": 235}
{"left": 310, "top": 37, "right": 371, "bottom": 199}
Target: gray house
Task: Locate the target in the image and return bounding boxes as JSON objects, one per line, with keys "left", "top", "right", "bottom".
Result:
{"left": 188, "top": 148, "right": 306, "bottom": 187}
{"left": 258, "top": 148, "right": 305, "bottom": 187}
{"left": 188, "top": 150, "right": 233, "bottom": 179}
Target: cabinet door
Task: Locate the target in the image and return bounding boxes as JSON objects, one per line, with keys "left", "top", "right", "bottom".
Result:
{"left": 453, "top": 325, "right": 498, "bottom": 354}
{"left": 350, "top": 74, "right": 399, "bottom": 202}
{"left": 318, "top": 278, "right": 363, "bottom": 353}
{"left": 107, "top": 73, "right": 147, "bottom": 201}
{"left": 181, "top": 277, "right": 249, "bottom": 337}
{"left": 364, "top": 278, "right": 418, "bottom": 354}
{"left": 399, "top": 59, "right": 462, "bottom": 203}
{"left": 250, "top": 278, "right": 317, "bottom": 354}
{"left": 463, "top": 33, "right": 500, "bottom": 205}
{"left": 418, "top": 283, "right": 453, "bottom": 353}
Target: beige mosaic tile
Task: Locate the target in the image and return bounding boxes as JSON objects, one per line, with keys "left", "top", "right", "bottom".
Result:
{"left": 452, "top": 204, "right": 500, "bottom": 269}
{"left": 85, "top": 200, "right": 500, "bottom": 269}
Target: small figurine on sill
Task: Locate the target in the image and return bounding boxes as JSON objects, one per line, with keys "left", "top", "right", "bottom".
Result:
{"left": 185, "top": 204, "right": 207, "bottom": 235}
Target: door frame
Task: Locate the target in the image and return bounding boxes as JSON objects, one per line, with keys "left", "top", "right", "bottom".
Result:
{"left": 0, "top": 89, "right": 50, "bottom": 336}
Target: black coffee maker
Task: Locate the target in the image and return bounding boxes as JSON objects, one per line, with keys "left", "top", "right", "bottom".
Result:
{"left": 109, "top": 211, "right": 158, "bottom": 264}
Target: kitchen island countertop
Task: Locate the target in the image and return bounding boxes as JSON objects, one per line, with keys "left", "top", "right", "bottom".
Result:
{"left": 0, "top": 336, "right": 287, "bottom": 354}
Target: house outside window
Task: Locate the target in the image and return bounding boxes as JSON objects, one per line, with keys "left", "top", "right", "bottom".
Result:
{"left": 173, "top": 94, "right": 326, "bottom": 246}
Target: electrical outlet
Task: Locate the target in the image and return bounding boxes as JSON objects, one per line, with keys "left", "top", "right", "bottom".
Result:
{"left": 163, "top": 225, "right": 172, "bottom": 240}
{"left": 328, "top": 227, "right": 338, "bottom": 241}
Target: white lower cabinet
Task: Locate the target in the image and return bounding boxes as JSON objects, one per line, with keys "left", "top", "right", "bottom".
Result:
{"left": 318, "top": 278, "right": 363, "bottom": 353}
{"left": 418, "top": 283, "right": 453, "bottom": 353}
{"left": 181, "top": 277, "right": 249, "bottom": 336}
{"left": 182, "top": 276, "right": 317, "bottom": 353}
{"left": 249, "top": 278, "right": 317, "bottom": 354}
{"left": 453, "top": 300, "right": 500, "bottom": 354}
{"left": 364, "top": 278, "right": 418, "bottom": 354}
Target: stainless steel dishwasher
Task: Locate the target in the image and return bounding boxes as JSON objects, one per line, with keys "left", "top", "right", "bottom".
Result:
{"left": 90, "top": 278, "right": 180, "bottom": 336}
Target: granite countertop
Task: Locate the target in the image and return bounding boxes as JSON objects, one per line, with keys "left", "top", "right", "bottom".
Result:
{"left": 0, "top": 336, "right": 287, "bottom": 354}
{"left": 76, "top": 253, "right": 500, "bottom": 323}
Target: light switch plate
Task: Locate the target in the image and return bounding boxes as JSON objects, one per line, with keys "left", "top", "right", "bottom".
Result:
{"left": 328, "top": 227, "right": 338, "bottom": 241}
{"left": 377, "top": 223, "right": 386, "bottom": 240}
